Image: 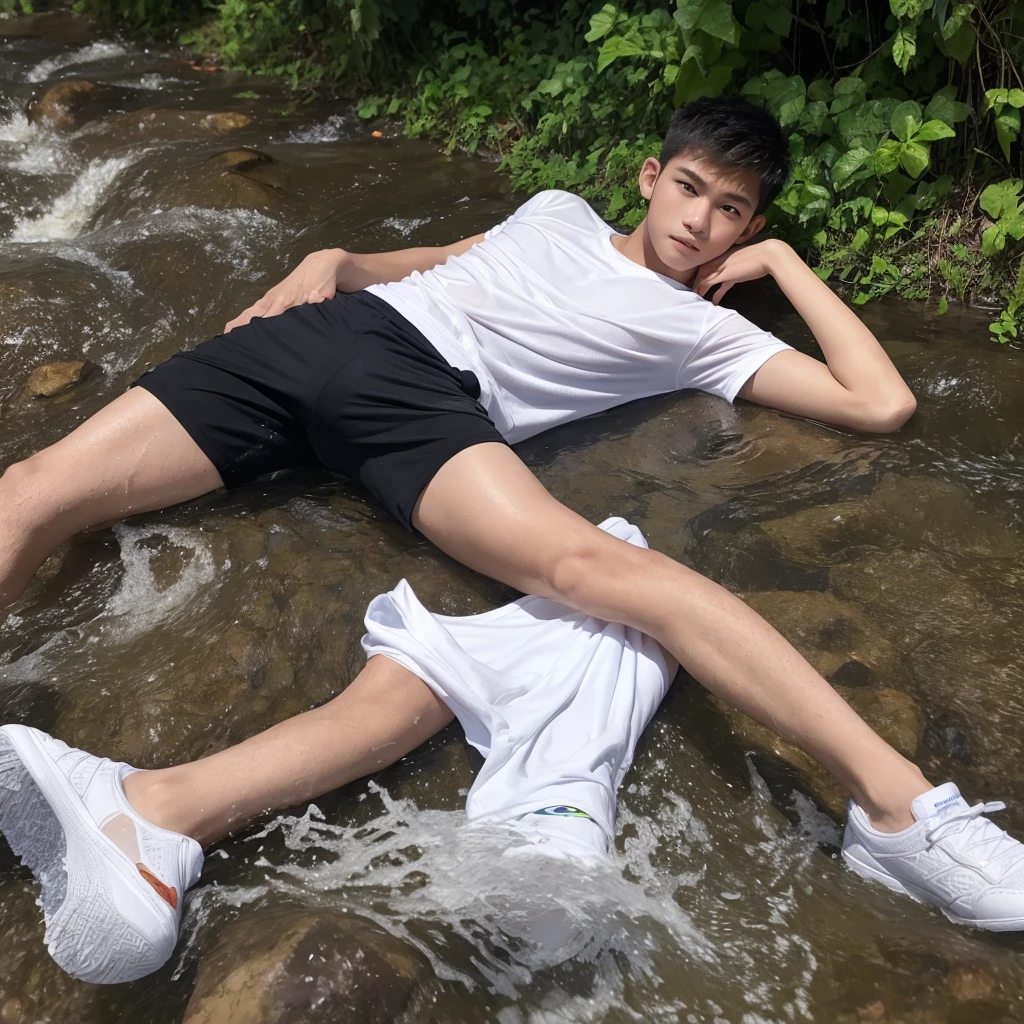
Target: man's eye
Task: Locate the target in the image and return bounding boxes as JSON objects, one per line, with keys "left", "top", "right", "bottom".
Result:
{"left": 679, "top": 181, "right": 696, "bottom": 193}
{"left": 722, "top": 205, "right": 738, "bottom": 215}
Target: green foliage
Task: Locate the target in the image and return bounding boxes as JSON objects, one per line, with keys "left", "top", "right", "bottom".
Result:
{"left": 79, "top": 0, "right": 1024, "bottom": 341}
{"left": 0, "top": 0, "right": 33, "bottom": 12}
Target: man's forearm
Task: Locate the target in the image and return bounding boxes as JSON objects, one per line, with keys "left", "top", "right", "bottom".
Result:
{"left": 335, "top": 233, "right": 484, "bottom": 292}
{"left": 336, "top": 247, "right": 452, "bottom": 292}
{"left": 770, "top": 241, "right": 916, "bottom": 412}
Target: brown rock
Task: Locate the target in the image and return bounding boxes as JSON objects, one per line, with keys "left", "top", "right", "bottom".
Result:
{"left": 24, "top": 360, "right": 97, "bottom": 398}
{"left": 742, "top": 590, "right": 905, "bottom": 685}
{"left": 183, "top": 910, "right": 436, "bottom": 1024}
{"left": 945, "top": 964, "right": 997, "bottom": 1002}
{"left": 26, "top": 80, "right": 129, "bottom": 129}
{"left": 201, "top": 112, "right": 253, "bottom": 131}
{"left": 761, "top": 500, "right": 890, "bottom": 567}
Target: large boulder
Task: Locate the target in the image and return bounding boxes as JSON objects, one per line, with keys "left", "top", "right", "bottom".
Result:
{"left": 182, "top": 910, "right": 437, "bottom": 1024}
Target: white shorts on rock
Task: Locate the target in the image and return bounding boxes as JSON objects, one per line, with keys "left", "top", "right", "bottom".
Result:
{"left": 361, "top": 516, "right": 678, "bottom": 864}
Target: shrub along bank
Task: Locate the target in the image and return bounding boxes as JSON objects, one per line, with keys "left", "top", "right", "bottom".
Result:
{"left": 33, "top": 0, "right": 1024, "bottom": 341}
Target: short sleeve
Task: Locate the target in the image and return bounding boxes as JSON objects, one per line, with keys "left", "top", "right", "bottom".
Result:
{"left": 678, "top": 304, "right": 793, "bottom": 402}
{"left": 483, "top": 189, "right": 563, "bottom": 240}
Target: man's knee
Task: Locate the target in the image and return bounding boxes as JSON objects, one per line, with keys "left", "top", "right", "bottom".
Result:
{"left": 0, "top": 455, "right": 56, "bottom": 524}
{"left": 546, "top": 533, "right": 652, "bottom": 613}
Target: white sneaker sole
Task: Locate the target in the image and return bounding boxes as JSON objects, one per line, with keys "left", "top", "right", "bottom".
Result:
{"left": 0, "top": 724, "right": 178, "bottom": 983}
{"left": 843, "top": 842, "right": 1024, "bottom": 932}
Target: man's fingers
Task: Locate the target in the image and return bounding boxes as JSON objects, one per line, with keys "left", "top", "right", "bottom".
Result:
{"left": 711, "top": 281, "right": 734, "bottom": 306}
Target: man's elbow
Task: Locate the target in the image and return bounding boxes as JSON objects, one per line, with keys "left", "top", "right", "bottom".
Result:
{"left": 860, "top": 391, "right": 917, "bottom": 433}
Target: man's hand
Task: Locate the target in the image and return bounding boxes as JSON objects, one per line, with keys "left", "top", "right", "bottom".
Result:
{"left": 223, "top": 248, "right": 349, "bottom": 333}
{"left": 691, "top": 239, "right": 786, "bottom": 305}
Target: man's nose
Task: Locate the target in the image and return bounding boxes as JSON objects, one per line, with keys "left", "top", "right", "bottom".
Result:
{"left": 683, "top": 201, "right": 710, "bottom": 234}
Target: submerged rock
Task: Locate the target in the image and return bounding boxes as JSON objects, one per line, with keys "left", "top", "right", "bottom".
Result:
{"left": 24, "top": 360, "right": 98, "bottom": 398}
{"left": 26, "top": 79, "right": 131, "bottom": 129}
{"left": 741, "top": 590, "right": 906, "bottom": 686}
{"left": 183, "top": 910, "right": 436, "bottom": 1024}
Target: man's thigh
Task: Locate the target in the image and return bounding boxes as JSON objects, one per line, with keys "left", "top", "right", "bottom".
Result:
{"left": 411, "top": 441, "right": 664, "bottom": 628}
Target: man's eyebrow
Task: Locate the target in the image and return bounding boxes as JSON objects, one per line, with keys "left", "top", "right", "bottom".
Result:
{"left": 675, "top": 166, "right": 754, "bottom": 208}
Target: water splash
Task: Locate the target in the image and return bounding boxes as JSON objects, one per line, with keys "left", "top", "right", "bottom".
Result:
{"left": 25, "top": 41, "right": 130, "bottom": 84}
{"left": 0, "top": 110, "right": 73, "bottom": 176}
{"left": 9, "top": 155, "right": 136, "bottom": 242}
{"left": 281, "top": 114, "right": 357, "bottom": 144}
{"left": 104, "top": 524, "right": 217, "bottom": 635}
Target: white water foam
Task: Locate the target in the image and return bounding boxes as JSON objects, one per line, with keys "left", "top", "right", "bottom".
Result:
{"left": 9, "top": 154, "right": 135, "bottom": 242}
{"left": 0, "top": 109, "right": 73, "bottom": 176}
{"left": 281, "top": 114, "right": 357, "bottom": 144}
{"left": 382, "top": 215, "right": 431, "bottom": 236}
{"left": 103, "top": 524, "right": 217, "bottom": 635}
{"left": 25, "top": 41, "right": 130, "bottom": 84}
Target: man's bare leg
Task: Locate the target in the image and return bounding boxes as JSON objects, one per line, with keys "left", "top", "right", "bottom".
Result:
{"left": 123, "top": 655, "right": 454, "bottom": 847}
{"left": 412, "top": 443, "right": 930, "bottom": 833}
{"left": 0, "top": 388, "right": 224, "bottom": 608}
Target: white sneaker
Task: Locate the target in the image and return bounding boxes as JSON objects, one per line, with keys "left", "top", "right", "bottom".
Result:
{"left": 843, "top": 782, "right": 1024, "bottom": 931}
{"left": 0, "top": 724, "right": 203, "bottom": 983}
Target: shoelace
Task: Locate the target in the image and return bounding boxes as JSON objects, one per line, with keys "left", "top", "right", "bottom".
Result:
{"left": 926, "top": 801, "right": 1024, "bottom": 877}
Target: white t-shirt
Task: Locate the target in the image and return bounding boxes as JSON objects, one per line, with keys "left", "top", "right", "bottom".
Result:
{"left": 361, "top": 516, "right": 677, "bottom": 861}
{"left": 368, "top": 190, "right": 791, "bottom": 444}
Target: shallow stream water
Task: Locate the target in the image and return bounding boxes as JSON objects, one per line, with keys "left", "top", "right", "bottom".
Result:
{"left": 2, "top": 10, "right": 1024, "bottom": 1024}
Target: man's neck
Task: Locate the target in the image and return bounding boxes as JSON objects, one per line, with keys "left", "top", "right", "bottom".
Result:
{"left": 610, "top": 220, "right": 696, "bottom": 287}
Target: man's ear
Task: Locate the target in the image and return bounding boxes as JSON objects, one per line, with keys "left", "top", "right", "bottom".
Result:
{"left": 638, "top": 157, "right": 661, "bottom": 201}
{"left": 736, "top": 213, "right": 766, "bottom": 244}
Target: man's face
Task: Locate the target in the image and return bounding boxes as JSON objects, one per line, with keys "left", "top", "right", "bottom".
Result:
{"left": 637, "top": 152, "right": 765, "bottom": 280}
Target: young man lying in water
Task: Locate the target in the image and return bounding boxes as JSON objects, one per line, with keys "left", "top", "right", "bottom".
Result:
{"left": 1, "top": 96, "right": 1022, "bottom": 972}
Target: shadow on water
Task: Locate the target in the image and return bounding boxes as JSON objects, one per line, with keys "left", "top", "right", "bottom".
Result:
{"left": 2, "top": 9, "right": 1024, "bottom": 1024}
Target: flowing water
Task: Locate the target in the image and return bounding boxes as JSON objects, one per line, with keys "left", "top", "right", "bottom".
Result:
{"left": 1, "top": 10, "right": 1024, "bottom": 1024}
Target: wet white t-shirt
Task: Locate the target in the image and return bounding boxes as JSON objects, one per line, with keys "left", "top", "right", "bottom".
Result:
{"left": 361, "top": 516, "right": 677, "bottom": 862}
{"left": 368, "top": 189, "right": 791, "bottom": 444}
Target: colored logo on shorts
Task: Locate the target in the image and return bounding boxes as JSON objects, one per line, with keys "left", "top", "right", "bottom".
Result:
{"left": 532, "top": 805, "right": 592, "bottom": 819}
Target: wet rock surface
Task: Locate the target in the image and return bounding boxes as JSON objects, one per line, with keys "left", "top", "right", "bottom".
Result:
{"left": 182, "top": 910, "right": 437, "bottom": 1024}
{"left": 2, "top": 12, "right": 1024, "bottom": 1024}
{"left": 24, "top": 358, "right": 98, "bottom": 397}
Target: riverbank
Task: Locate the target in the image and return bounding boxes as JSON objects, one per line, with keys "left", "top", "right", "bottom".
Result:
{"left": 40, "top": 0, "right": 1024, "bottom": 344}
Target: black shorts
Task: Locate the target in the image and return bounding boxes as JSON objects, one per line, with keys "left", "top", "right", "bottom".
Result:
{"left": 133, "top": 290, "right": 507, "bottom": 531}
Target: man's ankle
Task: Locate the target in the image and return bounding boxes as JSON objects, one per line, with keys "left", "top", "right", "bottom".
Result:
{"left": 853, "top": 768, "right": 933, "bottom": 834}
{"left": 122, "top": 769, "right": 203, "bottom": 844}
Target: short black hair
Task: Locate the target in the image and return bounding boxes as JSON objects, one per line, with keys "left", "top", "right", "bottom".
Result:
{"left": 659, "top": 97, "right": 789, "bottom": 215}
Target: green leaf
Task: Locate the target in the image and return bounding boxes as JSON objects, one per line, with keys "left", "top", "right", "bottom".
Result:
{"left": 871, "top": 205, "right": 889, "bottom": 226}
{"left": 892, "top": 24, "right": 917, "bottom": 72}
{"left": 698, "top": 0, "right": 741, "bottom": 46}
{"left": 763, "top": 3, "right": 792, "bottom": 36}
{"left": 890, "top": 0, "right": 927, "bottom": 15}
{"left": 586, "top": 3, "right": 620, "bottom": 42}
{"left": 899, "top": 140, "right": 930, "bottom": 177}
{"left": 851, "top": 226, "right": 871, "bottom": 250}
{"left": 941, "top": 1, "right": 975, "bottom": 39}
{"left": 873, "top": 139, "right": 902, "bottom": 174}
{"left": 830, "top": 76, "right": 866, "bottom": 115}
{"left": 995, "top": 108, "right": 1021, "bottom": 162}
{"left": 924, "top": 86, "right": 971, "bottom": 125}
{"left": 233, "top": 90, "right": 259, "bottom": 100}
{"left": 763, "top": 73, "right": 806, "bottom": 127}
{"left": 978, "top": 179, "right": 1023, "bottom": 219}
{"left": 831, "top": 145, "right": 872, "bottom": 184}
{"left": 807, "top": 78, "right": 833, "bottom": 103}
{"left": 891, "top": 100, "right": 923, "bottom": 142}
{"left": 981, "top": 223, "right": 1006, "bottom": 256}
{"left": 596, "top": 35, "right": 645, "bottom": 72}
{"left": 1009, "top": 89, "right": 1024, "bottom": 109}
{"left": 937, "top": 296, "right": 949, "bottom": 314}
{"left": 941, "top": 18, "right": 974, "bottom": 62}
{"left": 914, "top": 119, "right": 956, "bottom": 141}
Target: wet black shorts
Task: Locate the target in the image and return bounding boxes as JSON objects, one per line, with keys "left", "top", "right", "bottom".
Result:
{"left": 133, "top": 290, "right": 507, "bottom": 531}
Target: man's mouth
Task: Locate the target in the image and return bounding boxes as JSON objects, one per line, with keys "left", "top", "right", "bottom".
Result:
{"left": 670, "top": 235, "right": 700, "bottom": 252}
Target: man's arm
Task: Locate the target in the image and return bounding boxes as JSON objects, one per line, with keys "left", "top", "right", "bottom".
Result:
{"left": 224, "top": 233, "right": 485, "bottom": 333}
{"left": 695, "top": 240, "right": 917, "bottom": 433}
{"left": 336, "top": 233, "right": 485, "bottom": 291}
